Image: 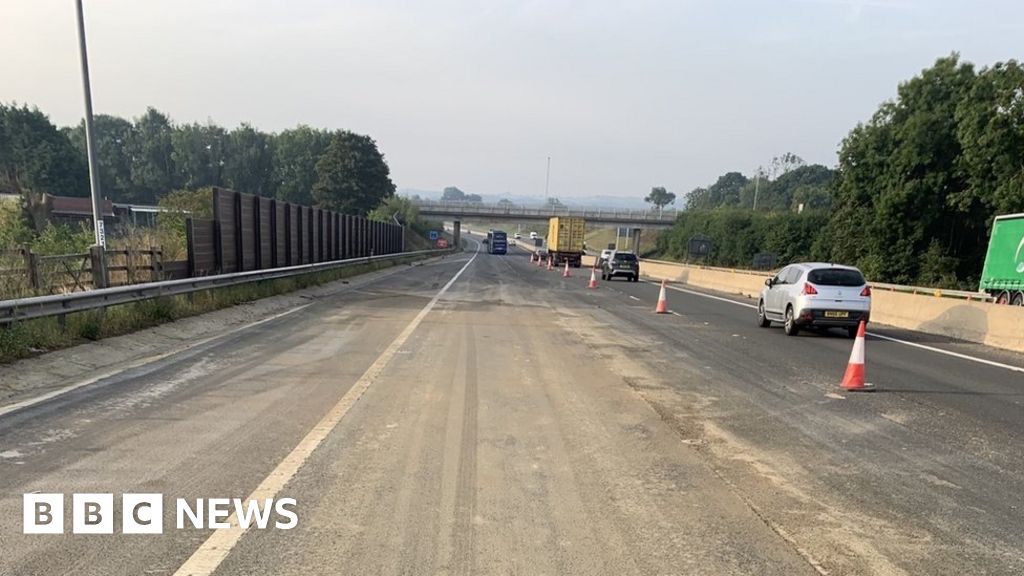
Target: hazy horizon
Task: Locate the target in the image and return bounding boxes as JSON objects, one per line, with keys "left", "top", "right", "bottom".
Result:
{"left": 2, "top": 1, "right": 1021, "bottom": 199}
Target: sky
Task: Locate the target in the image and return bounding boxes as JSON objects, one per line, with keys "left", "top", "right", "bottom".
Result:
{"left": 1, "top": 0, "right": 1022, "bottom": 199}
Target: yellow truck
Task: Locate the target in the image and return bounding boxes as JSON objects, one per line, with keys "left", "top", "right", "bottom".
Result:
{"left": 546, "top": 217, "right": 585, "bottom": 267}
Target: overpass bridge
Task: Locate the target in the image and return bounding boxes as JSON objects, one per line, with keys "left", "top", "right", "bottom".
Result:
{"left": 413, "top": 201, "right": 679, "bottom": 228}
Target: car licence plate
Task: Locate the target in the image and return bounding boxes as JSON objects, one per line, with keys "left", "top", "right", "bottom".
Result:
{"left": 824, "top": 311, "right": 849, "bottom": 318}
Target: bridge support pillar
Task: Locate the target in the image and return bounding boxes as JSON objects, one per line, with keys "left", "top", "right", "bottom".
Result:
{"left": 453, "top": 220, "right": 461, "bottom": 249}
{"left": 630, "top": 228, "right": 642, "bottom": 254}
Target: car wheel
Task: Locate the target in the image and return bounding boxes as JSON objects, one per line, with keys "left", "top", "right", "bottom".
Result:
{"left": 601, "top": 272, "right": 607, "bottom": 281}
{"left": 631, "top": 275, "right": 638, "bottom": 282}
{"left": 846, "top": 326, "right": 858, "bottom": 338}
{"left": 784, "top": 306, "right": 800, "bottom": 336}
{"left": 757, "top": 301, "right": 770, "bottom": 327}
{"left": 996, "top": 290, "right": 1011, "bottom": 305}
{"left": 1013, "top": 292, "right": 1024, "bottom": 306}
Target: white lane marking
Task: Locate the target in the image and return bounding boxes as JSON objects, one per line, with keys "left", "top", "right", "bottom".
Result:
{"left": 640, "top": 279, "right": 1024, "bottom": 374}
{"left": 868, "top": 332, "right": 1024, "bottom": 374}
{"left": 641, "top": 279, "right": 757, "bottom": 310}
{"left": 0, "top": 304, "right": 311, "bottom": 419}
{"left": 173, "top": 243, "right": 481, "bottom": 576}
{"left": 628, "top": 295, "right": 640, "bottom": 301}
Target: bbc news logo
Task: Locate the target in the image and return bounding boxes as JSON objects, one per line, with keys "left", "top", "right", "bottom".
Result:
{"left": 23, "top": 493, "right": 297, "bottom": 534}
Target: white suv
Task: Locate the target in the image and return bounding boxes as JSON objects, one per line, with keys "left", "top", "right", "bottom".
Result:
{"left": 757, "top": 263, "right": 871, "bottom": 337}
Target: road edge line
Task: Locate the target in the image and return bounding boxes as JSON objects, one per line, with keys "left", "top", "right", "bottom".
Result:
{"left": 172, "top": 243, "right": 480, "bottom": 576}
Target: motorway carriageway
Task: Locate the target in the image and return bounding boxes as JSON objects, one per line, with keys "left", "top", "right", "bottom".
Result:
{"left": 0, "top": 238, "right": 1023, "bottom": 575}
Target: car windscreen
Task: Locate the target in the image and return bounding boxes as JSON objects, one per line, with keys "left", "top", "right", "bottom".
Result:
{"left": 613, "top": 254, "right": 637, "bottom": 262}
{"left": 807, "top": 268, "right": 864, "bottom": 286}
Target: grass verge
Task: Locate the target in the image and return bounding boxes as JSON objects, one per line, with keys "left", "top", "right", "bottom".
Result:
{"left": 0, "top": 254, "right": 433, "bottom": 364}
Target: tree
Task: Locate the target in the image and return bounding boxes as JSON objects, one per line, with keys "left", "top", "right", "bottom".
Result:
{"left": 768, "top": 152, "right": 805, "bottom": 180}
{"left": 644, "top": 186, "right": 676, "bottom": 211}
{"left": 273, "top": 125, "right": 331, "bottom": 205}
{"left": 223, "top": 123, "right": 275, "bottom": 197}
{"left": 67, "top": 114, "right": 134, "bottom": 203}
{"left": 442, "top": 186, "right": 466, "bottom": 201}
{"left": 825, "top": 54, "right": 977, "bottom": 284}
{"left": 171, "top": 122, "right": 227, "bottom": 191}
{"left": 0, "top": 103, "right": 87, "bottom": 197}
{"left": 127, "top": 107, "right": 176, "bottom": 204}
{"left": 368, "top": 195, "right": 418, "bottom": 224}
{"left": 707, "top": 172, "right": 749, "bottom": 207}
{"left": 312, "top": 131, "right": 395, "bottom": 214}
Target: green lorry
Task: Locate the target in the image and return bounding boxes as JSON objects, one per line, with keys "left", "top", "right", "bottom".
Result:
{"left": 980, "top": 213, "right": 1024, "bottom": 304}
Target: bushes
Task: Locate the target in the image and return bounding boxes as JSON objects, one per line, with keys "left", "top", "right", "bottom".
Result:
{"left": 655, "top": 209, "right": 829, "bottom": 268}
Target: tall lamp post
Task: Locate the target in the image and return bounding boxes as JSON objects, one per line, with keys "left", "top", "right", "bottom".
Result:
{"left": 75, "top": 0, "right": 105, "bottom": 247}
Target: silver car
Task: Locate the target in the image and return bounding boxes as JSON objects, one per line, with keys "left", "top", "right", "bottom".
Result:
{"left": 757, "top": 262, "right": 871, "bottom": 337}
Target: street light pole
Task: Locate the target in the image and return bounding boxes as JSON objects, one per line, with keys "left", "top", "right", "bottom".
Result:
{"left": 75, "top": 0, "right": 105, "bottom": 247}
{"left": 544, "top": 156, "right": 551, "bottom": 200}
{"left": 752, "top": 168, "right": 761, "bottom": 212}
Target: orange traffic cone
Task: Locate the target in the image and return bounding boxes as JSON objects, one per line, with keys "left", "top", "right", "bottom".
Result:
{"left": 587, "top": 267, "right": 599, "bottom": 289}
{"left": 536, "top": 254, "right": 543, "bottom": 266}
{"left": 655, "top": 279, "right": 669, "bottom": 314}
{"left": 547, "top": 257, "right": 553, "bottom": 271}
{"left": 840, "top": 321, "right": 875, "bottom": 392}
{"left": 563, "top": 261, "right": 571, "bottom": 278}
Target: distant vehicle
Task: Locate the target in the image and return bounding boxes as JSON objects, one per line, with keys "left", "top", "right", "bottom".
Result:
{"left": 486, "top": 230, "right": 508, "bottom": 255}
{"left": 980, "top": 213, "right": 1024, "bottom": 304}
{"left": 513, "top": 232, "right": 522, "bottom": 239}
{"left": 530, "top": 231, "right": 538, "bottom": 240}
{"left": 600, "top": 251, "right": 639, "bottom": 282}
{"left": 546, "top": 217, "right": 585, "bottom": 267}
{"left": 597, "top": 248, "right": 614, "bottom": 267}
{"left": 758, "top": 263, "right": 871, "bottom": 337}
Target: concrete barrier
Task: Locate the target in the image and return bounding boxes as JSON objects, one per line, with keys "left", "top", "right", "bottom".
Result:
{"left": 638, "top": 258, "right": 1024, "bottom": 354}
{"left": 514, "top": 243, "right": 1024, "bottom": 353}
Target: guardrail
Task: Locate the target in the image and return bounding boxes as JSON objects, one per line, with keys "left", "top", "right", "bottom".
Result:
{"left": 0, "top": 249, "right": 449, "bottom": 325}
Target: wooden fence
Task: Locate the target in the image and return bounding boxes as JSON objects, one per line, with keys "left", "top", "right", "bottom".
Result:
{"left": 0, "top": 246, "right": 182, "bottom": 298}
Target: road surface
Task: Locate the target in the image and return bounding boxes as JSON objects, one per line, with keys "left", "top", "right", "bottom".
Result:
{"left": 1, "top": 240, "right": 1023, "bottom": 575}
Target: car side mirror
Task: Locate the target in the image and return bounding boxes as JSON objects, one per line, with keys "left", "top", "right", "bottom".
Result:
{"left": 765, "top": 278, "right": 774, "bottom": 287}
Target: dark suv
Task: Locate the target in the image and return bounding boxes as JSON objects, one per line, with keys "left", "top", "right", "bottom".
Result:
{"left": 601, "top": 251, "right": 639, "bottom": 282}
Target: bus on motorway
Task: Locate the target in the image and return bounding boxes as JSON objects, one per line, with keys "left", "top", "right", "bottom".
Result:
{"left": 487, "top": 230, "right": 508, "bottom": 254}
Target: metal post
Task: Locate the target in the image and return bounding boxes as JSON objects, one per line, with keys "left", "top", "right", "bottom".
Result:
{"left": 544, "top": 156, "right": 551, "bottom": 199}
{"left": 75, "top": 0, "right": 105, "bottom": 247}
{"left": 753, "top": 169, "right": 761, "bottom": 211}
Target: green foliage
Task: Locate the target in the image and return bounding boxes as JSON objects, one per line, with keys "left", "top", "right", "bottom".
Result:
{"left": 30, "top": 221, "right": 94, "bottom": 255}
{"left": 644, "top": 186, "right": 676, "bottom": 210}
{"left": 656, "top": 209, "right": 828, "bottom": 268}
{"left": 223, "top": 123, "right": 276, "bottom": 198}
{"left": 0, "top": 103, "right": 87, "bottom": 196}
{"left": 66, "top": 114, "right": 134, "bottom": 202}
{"left": 273, "top": 126, "right": 331, "bottom": 205}
{"left": 368, "top": 195, "right": 418, "bottom": 224}
{"left": 156, "top": 187, "right": 214, "bottom": 259}
{"left": 0, "top": 199, "right": 33, "bottom": 247}
{"left": 313, "top": 131, "right": 396, "bottom": 214}
{"left": 127, "top": 108, "right": 176, "bottom": 204}
{"left": 170, "top": 122, "right": 227, "bottom": 190}
{"left": 825, "top": 54, "right": 984, "bottom": 285}
{"left": 441, "top": 186, "right": 482, "bottom": 202}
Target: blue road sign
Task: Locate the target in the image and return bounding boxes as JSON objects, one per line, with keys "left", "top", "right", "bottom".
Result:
{"left": 429, "top": 230, "right": 439, "bottom": 241}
